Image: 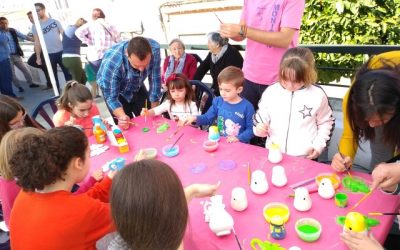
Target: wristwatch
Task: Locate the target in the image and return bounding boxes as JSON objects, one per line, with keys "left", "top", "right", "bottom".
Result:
{"left": 239, "top": 25, "right": 245, "bottom": 38}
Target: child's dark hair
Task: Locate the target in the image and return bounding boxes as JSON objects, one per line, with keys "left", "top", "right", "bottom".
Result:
{"left": 217, "top": 66, "right": 244, "bottom": 88}
{"left": 9, "top": 126, "right": 88, "bottom": 192}
{"left": 279, "top": 47, "right": 317, "bottom": 86}
{"left": 165, "top": 73, "right": 194, "bottom": 109}
{"left": 57, "top": 80, "right": 93, "bottom": 112}
{"left": 347, "top": 69, "right": 400, "bottom": 150}
{"left": 0, "top": 95, "right": 42, "bottom": 142}
{"left": 111, "top": 159, "right": 188, "bottom": 250}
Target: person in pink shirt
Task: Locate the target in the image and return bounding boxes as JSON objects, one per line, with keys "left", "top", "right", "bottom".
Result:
{"left": 53, "top": 80, "right": 100, "bottom": 136}
{"left": 220, "top": 0, "right": 305, "bottom": 109}
{"left": 0, "top": 127, "right": 43, "bottom": 228}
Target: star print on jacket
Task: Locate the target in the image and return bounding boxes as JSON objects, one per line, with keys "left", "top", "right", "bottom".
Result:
{"left": 299, "top": 105, "right": 312, "bottom": 119}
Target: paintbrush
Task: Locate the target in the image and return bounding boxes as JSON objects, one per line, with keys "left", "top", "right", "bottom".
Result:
{"left": 232, "top": 227, "right": 242, "bottom": 250}
{"left": 289, "top": 177, "right": 315, "bottom": 189}
{"left": 349, "top": 190, "right": 373, "bottom": 211}
{"left": 169, "top": 133, "right": 184, "bottom": 152}
{"left": 144, "top": 100, "right": 148, "bottom": 123}
{"left": 247, "top": 162, "right": 251, "bottom": 186}
{"left": 168, "top": 125, "right": 185, "bottom": 140}
{"left": 214, "top": 12, "right": 223, "bottom": 24}
{"left": 337, "top": 145, "right": 353, "bottom": 178}
{"left": 368, "top": 212, "right": 400, "bottom": 216}
{"left": 113, "top": 117, "right": 136, "bottom": 126}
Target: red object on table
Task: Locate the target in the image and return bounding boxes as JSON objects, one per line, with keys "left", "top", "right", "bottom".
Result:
{"left": 89, "top": 116, "right": 400, "bottom": 250}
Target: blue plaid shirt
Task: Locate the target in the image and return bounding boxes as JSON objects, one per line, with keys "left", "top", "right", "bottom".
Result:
{"left": 97, "top": 38, "right": 161, "bottom": 111}
{"left": 0, "top": 29, "right": 29, "bottom": 54}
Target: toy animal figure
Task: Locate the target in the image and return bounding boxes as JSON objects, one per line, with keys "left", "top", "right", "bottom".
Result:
{"left": 269, "top": 215, "right": 286, "bottom": 240}
{"left": 336, "top": 212, "right": 380, "bottom": 235}
{"left": 268, "top": 143, "right": 283, "bottom": 164}
{"left": 208, "top": 125, "right": 220, "bottom": 141}
{"left": 203, "top": 195, "right": 234, "bottom": 236}
{"left": 250, "top": 170, "right": 269, "bottom": 194}
{"left": 250, "top": 238, "right": 286, "bottom": 250}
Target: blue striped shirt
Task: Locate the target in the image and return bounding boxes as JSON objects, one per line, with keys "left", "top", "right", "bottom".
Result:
{"left": 97, "top": 38, "right": 161, "bottom": 111}
{"left": 0, "top": 29, "right": 29, "bottom": 54}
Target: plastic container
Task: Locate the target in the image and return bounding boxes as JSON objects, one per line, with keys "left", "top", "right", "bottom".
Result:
{"left": 94, "top": 124, "right": 106, "bottom": 144}
{"left": 162, "top": 144, "right": 179, "bottom": 157}
{"left": 295, "top": 218, "right": 322, "bottom": 242}
{"left": 203, "top": 140, "right": 218, "bottom": 152}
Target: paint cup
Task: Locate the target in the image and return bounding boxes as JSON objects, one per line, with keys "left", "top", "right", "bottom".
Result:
{"left": 295, "top": 218, "right": 322, "bottom": 242}
{"left": 334, "top": 192, "right": 348, "bottom": 208}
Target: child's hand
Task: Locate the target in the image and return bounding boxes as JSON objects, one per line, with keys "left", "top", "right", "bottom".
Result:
{"left": 91, "top": 169, "right": 104, "bottom": 181}
{"left": 340, "top": 231, "right": 383, "bottom": 250}
{"left": 65, "top": 116, "right": 76, "bottom": 126}
{"left": 331, "top": 153, "right": 352, "bottom": 172}
{"left": 226, "top": 136, "right": 239, "bottom": 143}
{"left": 255, "top": 123, "right": 270, "bottom": 137}
{"left": 134, "top": 149, "right": 146, "bottom": 161}
{"left": 185, "top": 181, "right": 221, "bottom": 202}
{"left": 182, "top": 116, "right": 196, "bottom": 126}
{"left": 140, "top": 108, "right": 148, "bottom": 116}
{"left": 107, "top": 170, "right": 118, "bottom": 179}
{"left": 306, "top": 148, "right": 320, "bottom": 159}
{"left": 177, "top": 119, "right": 185, "bottom": 127}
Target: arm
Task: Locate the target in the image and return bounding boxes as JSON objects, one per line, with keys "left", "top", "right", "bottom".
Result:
{"left": 15, "top": 29, "right": 31, "bottom": 41}
{"left": 73, "top": 176, "right": 97, "bottom": 195}
{"left": 196, "top": 97, "right": 220, "bottom": 126}
{"left": 184, "top": 182, "right": 220, "bottom": 202}
{"left": 237, "top": 103, "right": 255, "bottom": 143}
{"left": 84, "top": 175, "right": 112, "bottom": 202}
{"left": 109, "top": 25, "right": 121, "bottom": 43}
{"left": 33, "top": 34, "right": 42, "bottom": 65}
{"left": 339, "top": 89, "right": 357, "bottom": 159}
{"left": 253, "top": 91, "right": 271, "bottom": 137}
{"left": 148, "top": 41, "right": 162, "bottom": 105}
{"left": 161, "top": 57, "right": 169, "bottom": 83}
{"left": 75, "top": 23, "right": 92, "bottom": 45}
{"left": 193, "top": 53, "right": 211, "bottom": 81}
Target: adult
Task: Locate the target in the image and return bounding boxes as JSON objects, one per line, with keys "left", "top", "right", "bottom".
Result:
{"left": 162, "top": 38, "right": 197, "bottom": 83}
{"left": 0, "top": 17, "right": 38, "bottom": 92}
{"left": 97, "top": 36, "right": 161, "bottom": 129}
{"left": 26, "top": 11, "right": 52, "bottom": 89}
{"left": 32, "top": 2, "right": 71, "bottom": 90}
{"left": 0, "top": 31, "right": 18, "bottom": 98}
{"left": 219, "top": 0, "right": 306, "bottom": 109}
{"left": 62, "top": 18, "right": 87, "bottom": 83}
{"left": 332, "top": 51, "right": 400, "bottom": 173}
{"left": 193, "top": 32, "right": 243, "bottom": 96}
{"left": 75, "top": 8, "right": 120, "bottom": 74}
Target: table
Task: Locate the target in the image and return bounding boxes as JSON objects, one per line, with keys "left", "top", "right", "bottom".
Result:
{"left": 89, "top": 116, "right": 400, "bottom": 250}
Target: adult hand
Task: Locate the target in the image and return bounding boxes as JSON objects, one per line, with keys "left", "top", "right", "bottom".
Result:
{"left": 331, "top": 153, "right": 353, "bottom": 172}
{"left": 371, "top": 162, "right": 400, "bottom": 191}
{"left": 306, "top": 148, "right": 320, "bottom": 160}
{"left": 340, "top": 231, "right": 383, "bottom": 250}
{"left": 255, "top": 123, "right": 270, "bottom": 137}
{"left": 226, "top": 136, "right": 239, "bottom": 143}
{"left": 117, "top": 114, "right": 130, "bottom": 130}
{"left": 220, "top": 23, "right": 241, "bottom": 38}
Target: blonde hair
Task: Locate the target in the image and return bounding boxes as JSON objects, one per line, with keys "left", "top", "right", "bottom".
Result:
{"left": 217, "top": 66, "right": 244, "bottom": 88}
{"left": 279, "top": 47, "right": 317, "bottom": 87}
{"left": 0, "top": 127, "right": 43, "bottom": 180}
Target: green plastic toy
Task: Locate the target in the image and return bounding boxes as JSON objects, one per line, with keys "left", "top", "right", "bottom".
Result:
{"left": 342, "top": 176, "right": 370, "bottom": 193}
{"left": 336, "top": 212, "right": 380, "bottom": 234}
{"left": 250, "top": 238, "right": 286, "bottom": 250}
{"left": 156, "top": 123, "right": 170, "bottom": 133}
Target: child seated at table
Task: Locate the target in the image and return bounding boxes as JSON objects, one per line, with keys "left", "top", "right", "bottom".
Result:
{"left": 105, "top": 159, "right": 220, "bottom": 249}
{"left": 53, "top": 80, "right": 101, "bottom": 136}
{"left": 141, "top": 73, "right": 199, "bottom": 124}
{"left": 253, "top": 47, "right": 334, "bottom": 159}
{"left": 183, "top": 66, "right": 254, "bottom": 143}
{"left": 8, "top": 126, "right": 116, "bottom": 249}
{"left": 0, "top": 94, "right": 43, "bottom": 142}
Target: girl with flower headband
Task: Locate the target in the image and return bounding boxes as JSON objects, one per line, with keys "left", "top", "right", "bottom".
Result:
{"left": 53, "top": 80, "right": 101, "bottom": 136}
{"left": 141, "top": 73, "right": 199, "bottom": 124}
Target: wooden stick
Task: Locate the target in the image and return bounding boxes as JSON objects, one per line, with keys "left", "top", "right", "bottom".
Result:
{"left": 349, "top": 191, "right": 373, "bottom": 211}
{"left": 247, "top": 162, "right": 251, "bottom": 186}
{"left": 169, "top": 133, "right": 184, "bottom": 152}
{"left": 232, "top": 227, "right": 242, "bottom": 250}
{"left": 368, "top": 212, "right": 400, "bottom": 216}
{"left": 289, "top": 177, "right": 315, "bottom": 189}
{"left": 214, "top": 12, "right": 223, "bottom": 24}
{"left": 337, "top": 145, "right": 353, "bottom": 178}
{"left": 145, "top": 100, "right": 148, "bottom": 123}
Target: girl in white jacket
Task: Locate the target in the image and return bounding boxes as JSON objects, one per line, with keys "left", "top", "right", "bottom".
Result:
{"left": 253, "top": 47, "right": 334, "bottom": 159}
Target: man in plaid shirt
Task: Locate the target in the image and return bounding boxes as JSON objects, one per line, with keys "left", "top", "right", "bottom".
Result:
{"left": 97, "top": 37, "right": 161, "bottom": 130}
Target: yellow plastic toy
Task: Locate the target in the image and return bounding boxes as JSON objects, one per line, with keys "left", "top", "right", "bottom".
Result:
{"left": 336, "top": 212, "right": 380, "bottom": 235}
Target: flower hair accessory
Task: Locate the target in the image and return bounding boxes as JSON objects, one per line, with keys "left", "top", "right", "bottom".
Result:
{"left": 166, "top": 73, "right": 178, "bottom": 83}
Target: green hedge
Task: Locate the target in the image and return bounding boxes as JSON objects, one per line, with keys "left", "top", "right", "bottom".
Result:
{"left": 300, "top": 0, "right": 400, "bottom": 83}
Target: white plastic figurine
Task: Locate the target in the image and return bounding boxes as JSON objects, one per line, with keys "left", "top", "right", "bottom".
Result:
{"left": 250, "top": 170, "right": 269, "bottom": 194}
{"left": 208, "top": 125, "right": 220, "bottom": 142}
{"left": 230, "top": 187, "right": 248, "bottom": 211}
{"left": 271, "top": 165, "right": 288, "bottom": 187}
{"left": 268, "top": 143, "right": 283, "bottom": 164}
{"left": 293, "top": 187, "right": 312, "bottom": 212}
{"left": 318, "top": 178, "right": 335, "bottom": 199}
{"left": 203, "top": 195, "right": 234, "bottom": 236}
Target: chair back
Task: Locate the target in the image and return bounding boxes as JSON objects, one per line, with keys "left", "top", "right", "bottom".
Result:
{"left": 189, "top": 80, "right": 215, "bottom": 114}
{"left": 31, "top": 96, "right": 59, "bottom": 129}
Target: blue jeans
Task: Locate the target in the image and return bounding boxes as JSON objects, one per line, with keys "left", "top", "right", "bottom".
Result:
{"left": 49, "top": 51, "right": 72, "bottom": 90}
{"left": 0, "top": 59, "right": 16, "bottom": 97}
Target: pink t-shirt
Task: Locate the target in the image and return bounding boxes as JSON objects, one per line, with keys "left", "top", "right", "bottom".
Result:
{"left": 53, "top": 103, "right": 100, "bottom": 137}
{"left": 0, "top": 177, "right": 20, "bottom": 227}
{"left": 241, "top": 0, "right": 305, "bottom": 85}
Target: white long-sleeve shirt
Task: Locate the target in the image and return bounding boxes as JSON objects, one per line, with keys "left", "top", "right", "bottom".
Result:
{"left": 254, "top": 82, "right": 334, "bottom": 157}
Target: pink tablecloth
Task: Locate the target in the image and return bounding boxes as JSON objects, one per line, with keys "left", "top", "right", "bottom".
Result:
{"left": 89, "top": 116, "right": 400, "bottom": 250}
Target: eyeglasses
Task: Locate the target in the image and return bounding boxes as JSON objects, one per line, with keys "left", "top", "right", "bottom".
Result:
{"left": 9, "top": 111, "right": 27, "bottom": 129}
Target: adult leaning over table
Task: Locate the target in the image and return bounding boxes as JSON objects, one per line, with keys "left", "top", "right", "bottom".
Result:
{"left": 331, "top": 51, "right": 400, "bottom": 173}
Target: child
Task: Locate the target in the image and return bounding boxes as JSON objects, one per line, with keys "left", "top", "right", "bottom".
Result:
{"left": 183, "top": 66, "right": 254, "bottom": 143}
{"left": 253, "top": 47, "right": 334, "bottom": 159}
{"left": 141, "top": 73, "right": 199, "bottom": 124}
{"left": 9, "top": 126, "right": 115, "bottom": 249}
{"left": 0, "top": 127, "right": 42, "bottom": 228}
{"left": 0, "top": 94, "right": 43, "bottom": 142}
{"left": 107, "top": 159, "right": 220, "bottom": 249}
{"left": 53, "top": 80, "right": 100, "bottom": 136}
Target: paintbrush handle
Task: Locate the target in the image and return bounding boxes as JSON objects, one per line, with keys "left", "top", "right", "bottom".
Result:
{"left": 289, "top": 177, "right": 315, "bottom": 189}
{"left": 368, "top": 212, "right": 400, "bottom": 216}
{"left": 350, "top": 191, "right": 373, "bottom": 211}
{"left": 169, "top": 133, "right": 184, "bottom": 151}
